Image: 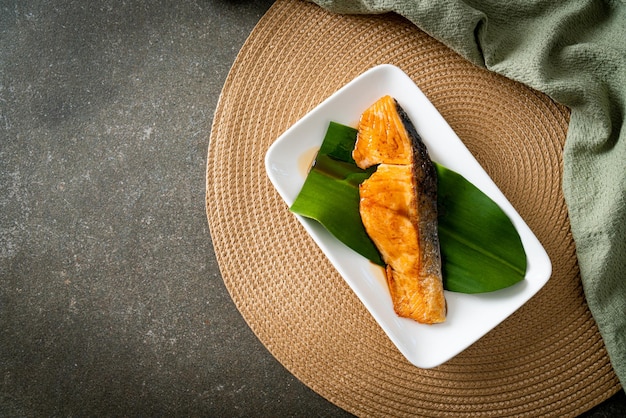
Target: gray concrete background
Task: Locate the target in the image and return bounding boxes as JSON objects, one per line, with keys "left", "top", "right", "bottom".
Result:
{"left": 1, "top": 0, "right": 624, "bottom": 416}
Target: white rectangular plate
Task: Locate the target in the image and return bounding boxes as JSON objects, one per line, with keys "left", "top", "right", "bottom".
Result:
{"left": 265, "top": 64, "right": 551, "bottom": 368}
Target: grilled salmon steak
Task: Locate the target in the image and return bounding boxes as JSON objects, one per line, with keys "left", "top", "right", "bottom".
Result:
{"left": 354, "top": 95, "right": 446, "bottom": 324}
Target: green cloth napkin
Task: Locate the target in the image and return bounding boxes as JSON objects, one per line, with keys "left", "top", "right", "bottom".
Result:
{"left": 310, "top": 0, "right": 626, "bottom": 387}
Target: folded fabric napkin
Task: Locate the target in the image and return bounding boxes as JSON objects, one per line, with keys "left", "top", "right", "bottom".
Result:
{"left": 310, "top": 0, "right": 626, "bottom": 387}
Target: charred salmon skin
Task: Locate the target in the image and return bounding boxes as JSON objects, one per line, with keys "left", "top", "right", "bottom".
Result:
{"left": 354, "top": 95, "right": 446, "bottom": 324}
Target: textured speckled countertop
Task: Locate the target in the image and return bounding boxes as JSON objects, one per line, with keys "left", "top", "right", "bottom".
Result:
{"left": 1, "top": 0, "right": 624, "bottom": 416}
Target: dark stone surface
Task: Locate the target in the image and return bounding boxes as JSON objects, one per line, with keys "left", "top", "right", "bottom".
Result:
{"left": 0, "top": 0, "right": 623, "bottom": 416}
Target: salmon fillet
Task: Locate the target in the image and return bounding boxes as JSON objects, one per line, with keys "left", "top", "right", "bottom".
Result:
{"left": 354, "top": 95, "right": 446, "bottom": 324}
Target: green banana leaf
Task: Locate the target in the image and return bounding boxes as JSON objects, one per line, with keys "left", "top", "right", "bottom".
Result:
{"left": 290, "top": 121, "right": 527, "bottom": 293}
{"left": 289, "top": 123, "right": 384, "bottom": 266}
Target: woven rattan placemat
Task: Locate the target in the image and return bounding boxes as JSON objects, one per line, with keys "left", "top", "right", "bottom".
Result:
{"left": 206, "top": 0, "right": 621, "bottom": 416}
